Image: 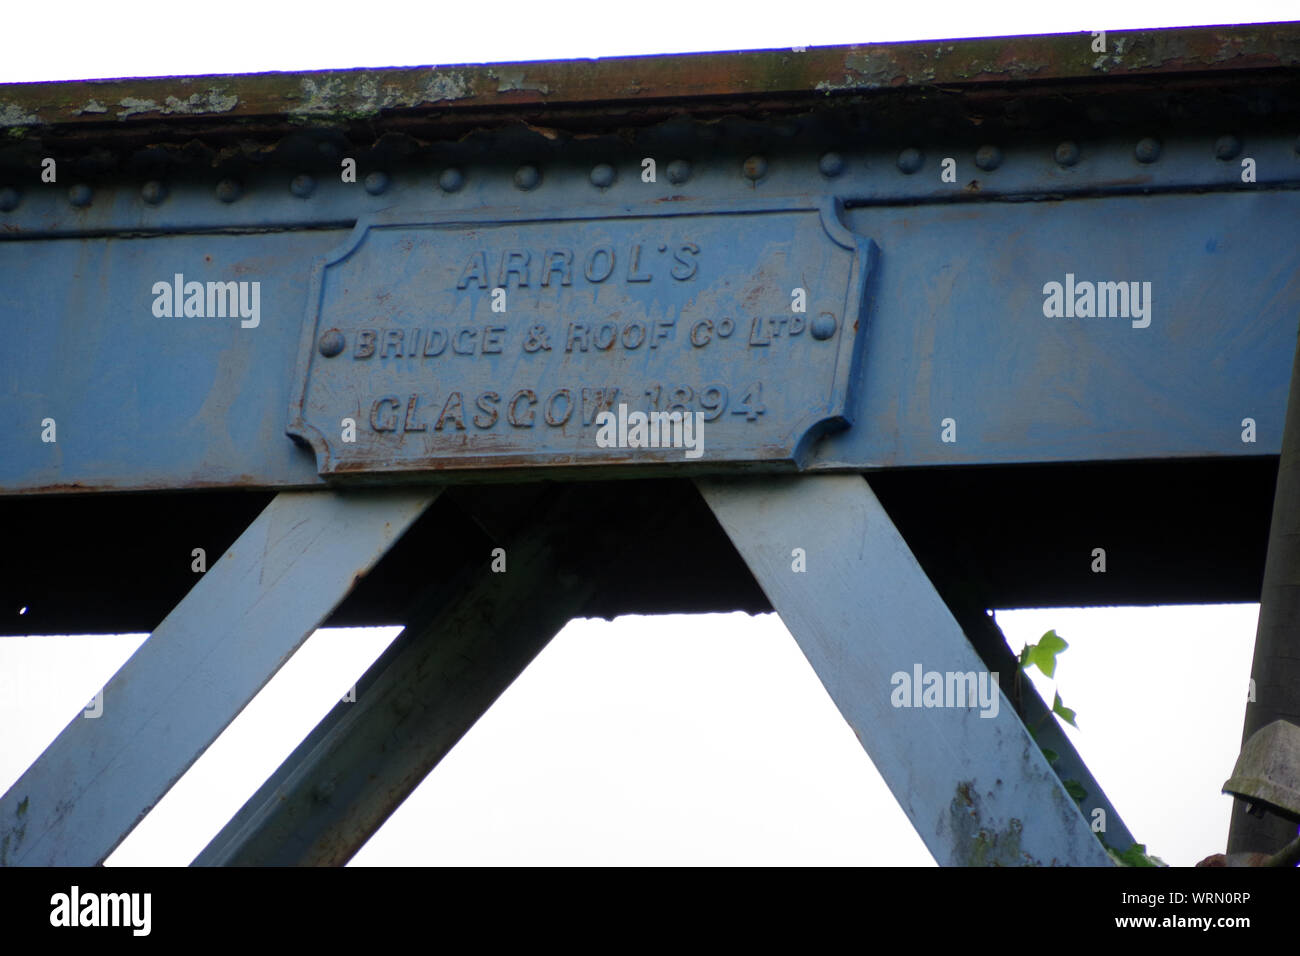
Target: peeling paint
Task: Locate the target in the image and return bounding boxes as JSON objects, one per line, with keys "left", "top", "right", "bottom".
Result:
{"left": 815, "top": 77, "right": 859, "bottom": 94}
{"left": 115, "top": 96, "right": 157, "bottom": 118}
{"left": 287, "top": 72, "right": 470, "bottom": 121}
{"left": 492, "top": 69, "right": 551, "bottom": 95}
{"left": 116, "top": 90, "right": 238, "bottom": 119}
{"left": 290, "top": 77, "right": 348, "bottom": 117}
{"left": 1093, "top": 35, "right": 1129, "bottom": 72}
{"left": 165, "top": 90, "right": 239, "bottom": 114}
{"left": 0, "top": 102, "right": 38, "bottom": 126}
{"left": 421, "top": 71, "right": 470, "bottom": 104}
{"left": 290, "top": 76, "right": 391, "bottom": 119}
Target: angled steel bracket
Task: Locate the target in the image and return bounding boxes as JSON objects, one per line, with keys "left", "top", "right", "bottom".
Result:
{"left": 194, "top": 485, "right": 604, "bottom": 865}
{"left": 0, "top": 488, "right": 437, "bottom": 866}
{"left": 698, "top": 473, "right": 1114, "bottom": 866}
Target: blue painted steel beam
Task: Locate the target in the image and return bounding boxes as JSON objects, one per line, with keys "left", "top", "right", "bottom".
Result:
{"left": 2, "top": 24, "right": 1297, "bottom": 494}
{"left": 1, "top": 184, "right": 1294, "bottom": 494}
{"left": 195, "top": 485, "right": 600, "bottom": 865}
{"left": 0, "top": 488, "right": 436, "bottom": 866}
{"left": 699, "top": 474, "right": 1115, "bottom": 866}
{"left": 0, "top": 134, "right": 1295, "bottom": 239}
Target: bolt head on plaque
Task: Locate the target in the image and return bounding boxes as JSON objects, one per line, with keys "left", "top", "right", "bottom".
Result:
{"left": 318, "top": 329, "right": 345, "bottom": 357}
{"left": 810, "top": 313, "right": 837, "bottom": 340}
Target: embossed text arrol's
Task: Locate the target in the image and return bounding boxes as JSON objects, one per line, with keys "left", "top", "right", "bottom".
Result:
{"left": 288, "top": 200, "right": 878, "bottom": 476}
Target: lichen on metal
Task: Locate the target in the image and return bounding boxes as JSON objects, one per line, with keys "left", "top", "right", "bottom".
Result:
{"left": 287, "top": 72, "right": 472, "bottom": 122}
{"left": 115, "top": 90, "right": 239, "bottom": 119}
{"left": 0, "top": 22, "right": 1296, "bottom": 138}
{"left": 0, "top": 102, "right": 38, "bottom": 127}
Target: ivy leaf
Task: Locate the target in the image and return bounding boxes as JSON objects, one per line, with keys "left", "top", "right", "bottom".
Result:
{"left": 1052, "top": 691, "right": 1078, "bottom": 728}
{"left": 1022, "top": 630, "right": 1069, "bottom": 678}
{"left": 1063, "top": 779, "right": 1087, "bottom": 802}
{"left": 1041, "top": 748, "right": 1059, "bottom": 765}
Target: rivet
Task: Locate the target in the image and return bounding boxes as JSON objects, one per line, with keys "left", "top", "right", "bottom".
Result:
{"left": 666, "top": 159, "right": 692, "bottom": 185}
{"left": 140, "top": 180, "right": 167, "bottom": 205}
{"left": 364, "top": 171, "right": 389, "bottom": 195}
{"left": 290, "top": 174, "right": 316, "bottom": 198}
{"left": 810, "top": 313, "right": 837, "bottom": 340}
{"left": 0, "top": 186, "right": 19, "bottom": 212}
{"left": 1214, "top": 135, "right": 1242, "bottom": 160}
{"left": 1135, "top": 137, "right": 1161, "bottom": 163}
{"left": 514, "top": 164, "right": 541, "bottom": 190}
{"left": 974, "top": 145, "right": 1002, "bottom": 171}
{"left": 68, "top": 183, "right": 93, "bottom": 208}
{"left": 318, "top": 329, "right": 345, "bottom": 357}
{"left": 897, "top": 147, "right": 923, "bottom": 174}
{"left": 438, "top": 167, "right": 464, "bottom": 192}
{"left": 215, "top": 179, "right": 241, "bottom": 203}
{"left": 818, "top": 151, "right": 845, "bottom": 177}
{"left": 742, "top": 155, "right": 768, "bottom": 181}
{"left": 1054, "top": 141, "right": 1080, "bottom": 166}
{"left": 590, "top": 163, "right": 616, "bottom": 188}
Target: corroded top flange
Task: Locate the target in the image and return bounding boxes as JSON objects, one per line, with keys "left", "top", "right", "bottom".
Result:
{"left": 1, "top": 22, "right": 1297, "bottom": 134}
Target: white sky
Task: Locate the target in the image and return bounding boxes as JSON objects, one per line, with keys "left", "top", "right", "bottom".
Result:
{"left": 0, "top": 0, "right": 1297, "bottom": 81}
{"left": 0, "top": 606, "right": 1262, "bottom": 865}
{"left": 0, "top": 1, "right": 1287, "bottom": 865}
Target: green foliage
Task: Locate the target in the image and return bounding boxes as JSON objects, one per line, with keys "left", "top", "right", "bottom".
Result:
{"left": 1019, "top": 629, "right": 1068, "bottom": 678}
{"left": 1015, "top": 627, "right": 1166, "bottom": 867}
{"left": 1106, "top": 843, "right": 1167, "bottom": 867}
{"left": 1052, "top": 691, "right": 1078, "bottom": 728}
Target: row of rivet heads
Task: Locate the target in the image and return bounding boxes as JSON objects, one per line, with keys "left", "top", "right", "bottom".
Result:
{"left": 0, "top": 135, "right": 1283, "bottom": 212}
